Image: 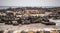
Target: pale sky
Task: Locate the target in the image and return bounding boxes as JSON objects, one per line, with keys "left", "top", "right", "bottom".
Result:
{"left": 0, "top": 0, "right": 60, "bottom": 7}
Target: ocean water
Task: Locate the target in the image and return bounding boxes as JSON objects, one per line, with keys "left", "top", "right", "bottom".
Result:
{"left": 0, "top": 6, "right": 19, "bottom": 9}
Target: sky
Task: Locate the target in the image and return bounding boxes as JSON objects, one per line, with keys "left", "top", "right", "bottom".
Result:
{"left": 0, "top": 0, "right": 60, "bottom": 7}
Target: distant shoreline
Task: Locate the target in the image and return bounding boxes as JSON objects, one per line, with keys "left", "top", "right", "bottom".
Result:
{"left": 0, "top": 6, "right": 60, "bottom": 9}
